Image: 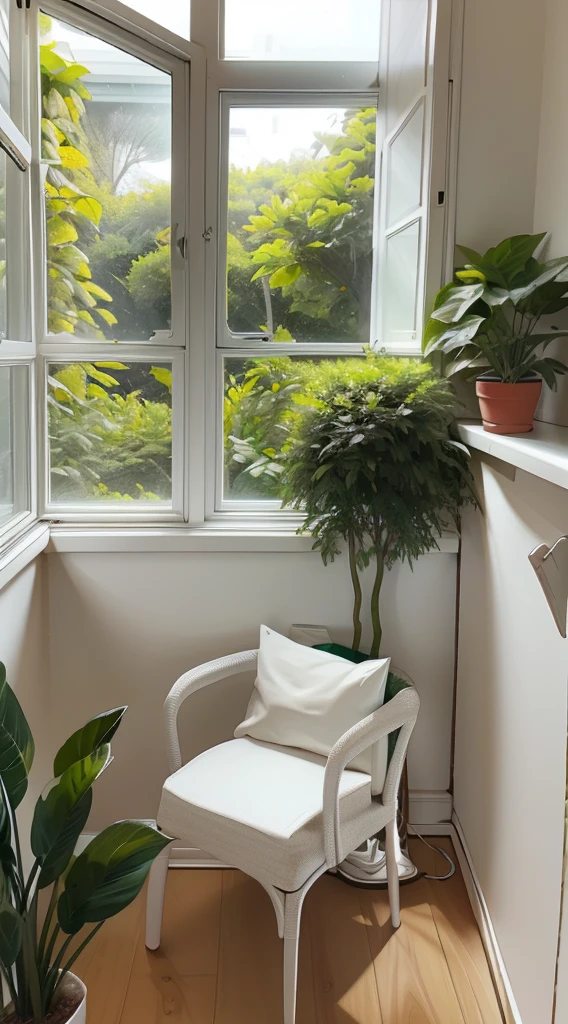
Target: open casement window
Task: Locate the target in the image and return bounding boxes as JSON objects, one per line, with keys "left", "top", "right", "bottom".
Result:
{"left": 0, "top": 0, "right": 35, "bottom": 547}
{"left": 373, "top": 0, "right": 452, "bottom": 353}
{"left": 34, "top": 0, "right": 203, "bottom": 521}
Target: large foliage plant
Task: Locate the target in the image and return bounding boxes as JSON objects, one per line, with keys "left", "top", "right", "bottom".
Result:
{"left": 281, "top": 356, "right": 475, "bottom": 657}
{"left": 423, "top": 233, "right": 568, "bottom": 386}
{"left": 0, "top": 664, "right": 170, "bottom": 1024}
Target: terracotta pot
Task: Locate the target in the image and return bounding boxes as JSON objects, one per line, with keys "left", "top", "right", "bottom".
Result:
{"left": 475, "top": 377, "right": 542, "bottom": 434}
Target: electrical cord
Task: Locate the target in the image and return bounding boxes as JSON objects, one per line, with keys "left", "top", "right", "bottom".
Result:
{"left": 407, "top": 823, "right": 456, "bottom": 881}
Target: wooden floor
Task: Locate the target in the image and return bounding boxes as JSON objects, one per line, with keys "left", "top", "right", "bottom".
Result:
{"left": 74, "top": 838, "right": 504, "bottom": 1024}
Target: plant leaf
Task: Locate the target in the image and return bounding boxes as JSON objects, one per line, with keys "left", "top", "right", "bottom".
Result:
{"left": 0, "top": 663, "right": 34, "bottom": 810}
{"left": 57, "top": 821, "right": 171, "bottom": 934}
{"left": 31, "top": 746, "right": 112, "bottom": 889}
{"left": 54, "top": 707, "right": 127, "bottom": 776}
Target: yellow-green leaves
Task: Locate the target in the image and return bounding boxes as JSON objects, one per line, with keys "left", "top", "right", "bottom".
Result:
{"left": 150, "top": 366, "right": 173, "bottom": 392}
{"left": 46, "top": 215, "right": 78, "bottom": 246}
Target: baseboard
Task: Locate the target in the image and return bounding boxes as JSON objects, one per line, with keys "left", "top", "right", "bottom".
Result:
{"left": 451, "top": 812, "right": 522, "bottom": 1024}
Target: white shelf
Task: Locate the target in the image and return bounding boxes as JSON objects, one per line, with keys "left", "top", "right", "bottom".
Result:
{"left": 458, "top": 420, "right": 568, "bottom": 491}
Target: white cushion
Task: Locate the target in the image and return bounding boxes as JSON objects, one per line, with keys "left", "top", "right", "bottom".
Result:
{"left": 161, "top": 737, "right": 370, "bottom": 840}
{"left": 235, "top": 625, "right": 390, "bottom": 784}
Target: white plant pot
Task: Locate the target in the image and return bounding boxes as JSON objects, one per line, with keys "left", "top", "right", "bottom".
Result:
{"left": 53, "top": 972, "right": 86, "bottom": 1024}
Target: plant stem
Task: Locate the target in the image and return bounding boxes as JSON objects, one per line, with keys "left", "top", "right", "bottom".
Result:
{"left": 348, "top": 531, "right": 362, "bottom": 652}
{"left": 22, "top": 909, "right": 43, "bottom": 1024}
{"left": 369, "top": 529, "right": 384, "bottom": 659}
{"left": 38, "top": 883, "right": 59, "bottom": 967}
{"left": 59, "top": 921, "right": 103, "bottom": 978}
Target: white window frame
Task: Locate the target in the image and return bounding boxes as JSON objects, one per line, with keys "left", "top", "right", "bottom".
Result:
{"left": 26, "top": 0, "right": 460, "bottom": 533}
{"left": 0, "top": 0, "right": 36, "bottom": 551}
{"left": 32, "top": 0, "right": 205, "bottom": 522}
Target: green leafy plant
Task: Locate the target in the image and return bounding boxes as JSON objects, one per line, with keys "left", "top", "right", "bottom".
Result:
{"left": 0, "top": 663, "right": 170, "bottom": 1023}
{"left": 48, "top": 362, "right": 172, "bottom": 501}
{"left": 423, "top": 233, "right": 568, "bottom": 387}
{"left": 281, "top": 355, "right": 476, "bottom": 657}
{"left": 40, "top": 17, "right": 115, "bottom": 338}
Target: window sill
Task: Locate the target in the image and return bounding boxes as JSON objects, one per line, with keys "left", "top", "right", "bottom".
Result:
{"left": 458, "top": 419, "right": 568, "bottom": 491}
{"left": 47, "top": 525, "right": 460, "bottom": 554}
{"left": 0, "top": 523, "right": 50, "bottom": 592}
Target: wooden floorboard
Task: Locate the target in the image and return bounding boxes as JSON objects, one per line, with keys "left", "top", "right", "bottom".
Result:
{"left": 76, "top": 837, "right": 502, "bottom": 1024}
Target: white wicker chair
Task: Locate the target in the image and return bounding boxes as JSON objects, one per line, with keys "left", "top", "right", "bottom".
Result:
{"left": 145, "top": 650, "right": 420, "bottom": 1024}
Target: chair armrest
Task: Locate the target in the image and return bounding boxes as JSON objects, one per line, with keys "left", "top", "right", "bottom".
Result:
{"left": 164, "top": 650, "right": 258, "bottom": 772}
{"left": 322, "top": 686, "right": 420, "bottom": 866}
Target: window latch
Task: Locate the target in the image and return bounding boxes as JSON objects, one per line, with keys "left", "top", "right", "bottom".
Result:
{"left": 16, "top": 0, "right": 31, "bottom": 9}
{"left": 202, "top": 226, "right": 213, "bottom": 243}
{"left": 177, "top": 235, "right": 187, "bottom": 259}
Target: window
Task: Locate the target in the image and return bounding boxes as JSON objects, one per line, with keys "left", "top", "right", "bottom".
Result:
{"left": 37, "top": 4, "right": 189, "bottom": 519}
{"left": 223, "top": 0, "right": 380, "bottom": 62}
{"left": 33, "top": 0, "right": 451, "bottom": 526}
{"left": 47, "top": 359, "right": 175, "bottom": 505}
{"left": 41, "top": 15, "right": 175, "bottom": 343}
{"left": 0, "top": 0, "right": 33, "bottom": 548}
{"left": 0, "top": 364, "right": 30, "bottom": 529}
{"left": 223, "top": 102, "right": 377, "bottom": 346}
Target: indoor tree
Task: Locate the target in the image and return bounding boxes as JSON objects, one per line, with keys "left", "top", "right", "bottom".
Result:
{"left": 281, "top": 355, "right": 475, "bottom": 658}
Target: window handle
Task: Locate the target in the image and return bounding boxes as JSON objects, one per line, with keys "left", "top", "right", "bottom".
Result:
{"left": 16, "top": 0, "right": 31, "bottom": 8}
{"left": 177, "top": 235, "right": 187, "bottom": 259}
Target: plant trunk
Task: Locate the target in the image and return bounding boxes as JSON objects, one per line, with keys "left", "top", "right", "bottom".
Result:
{"left": 348, "top": 531, "right": 362, "bottom": 651}
{"left": 369, "top": 541, "right": 384, "bottom": 659}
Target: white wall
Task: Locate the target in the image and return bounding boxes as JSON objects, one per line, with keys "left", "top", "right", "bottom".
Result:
{"left": 456, "top": 0, "right": 545, "bottom": 253}
{"left": 46, "top": 549, "right": 457, "bottom": 830}
{"left": 454, "top": 460, "right": 568, "bottom": 1024}
{"left": 0, "top": 558, "right": 51, "bottom": 867}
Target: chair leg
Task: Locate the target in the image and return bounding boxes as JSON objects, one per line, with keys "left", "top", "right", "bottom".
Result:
{"left": 385, "top": 816, "right": 401, "bottom": 929}
{"left": 145, "top": 842, "right": 170, "bottom": 949}
{"left": 282, "top": 888, "right": 307, "bottom": 1024}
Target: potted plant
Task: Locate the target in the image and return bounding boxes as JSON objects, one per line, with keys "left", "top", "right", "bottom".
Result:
{"left": 423, "top": 232, "right": 568, "bottom": 434}
{"left": 280, "top": 354, "right": 475, "bottom": 884}
{"left": 0, "top": 663, "right": 171, "bottom": 1024}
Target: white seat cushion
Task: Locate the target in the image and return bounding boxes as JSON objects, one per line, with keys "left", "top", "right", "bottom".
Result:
{"left": 158, "top": 737, "right": 390, "bottom": 891}
{"left": 161, "top": 737, "right": 369, "bottom": 839}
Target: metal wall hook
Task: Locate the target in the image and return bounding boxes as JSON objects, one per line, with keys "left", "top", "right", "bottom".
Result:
{"left": 529, "top": 537, "right": 568, "bottom": 638}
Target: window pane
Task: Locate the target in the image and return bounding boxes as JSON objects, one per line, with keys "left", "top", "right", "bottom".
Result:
{"left": 41, "top": 15, "right": 172, "bottom": 342}
{"left": 226, "top": 106, "right": 377, "bottom": 344}
{"left": 0, "top": 0, "right": 9, "bottom": 115}
{"left": 387, "top": 104, "right": 424, "bottom": 228}
{"left": 48, "top": 361, "right": 173, "bottom": 504}
{"left": 223, "top": 354, "right": 362, "bottom": 503}
{"left": 0, "top": 364, "right": 29, "bottom": 528}
{"left": 224, "top": 0, "right": 380, "bottom": 61}
{"left": 384, "top": 220, "right": 420, "bottom": 341}
{"left": 103, "top": 0, "right": 190, "bottom": 39}
{"left": 0, "top": 149, "right": 6, "bottom": 342}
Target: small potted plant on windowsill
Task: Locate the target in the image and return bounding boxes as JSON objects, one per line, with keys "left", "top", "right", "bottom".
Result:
{"left": 280, "top": 354, "right": 476, "bottom": 885}
{"left": 0, "top": 663, "right": 171, "bottom": 1024}
{"left": 423, "top": 233, "right": 568, "bottom": 434}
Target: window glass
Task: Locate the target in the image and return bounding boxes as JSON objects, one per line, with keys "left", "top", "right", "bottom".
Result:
{"left": 0, "top": 0, "right": 9, "bottom": 115}
{"left": 224, "top": 0, "right": 380, "bottom": 62}
{"left": 108, "top": 0, "right": 190, "bottom": 39}
{"left": 0, "top": 364, "right": 29, "bottom": 527}
{"left": 384, "top": 219, "right": 420, "bottom": 340}
{"left": 40, "top": 14, "right": 172, "bottom": 341}
{"left": 0, "top": 149, "right": 6, "bottom": 342}
{"left": 48, "top": 360, "right": 173, "bottom": 503}
{"left": 223, "top": 354, "right": 363, "bottom": 502}
{"left": 226, "top": 105, "right": 377, "bottom": 344}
